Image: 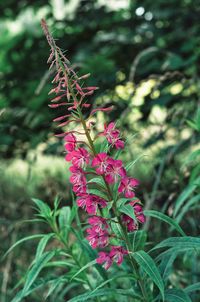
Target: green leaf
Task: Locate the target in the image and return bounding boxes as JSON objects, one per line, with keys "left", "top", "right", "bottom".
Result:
{"left": 119, "top": 203, "right": 136, "bottom": 221}
{"left": 164, "top": 288, "right": 192, "bottom": 302}
{"left": 71, "top": 260, "right": 96, "bottom": 281}
{"left": 125, "top": 154, "right": 146, "bottom": 171}
{"left": 99, "top": 139, "right": 109, "bottom": 153}
{"left": 144, "top": 210, "right": 186, "bottom": 236}
{"left": 88, "top": 177, "right": 106, "bottom": 188}
{"left": 32, "top": 198, "right": 52, "bottom": 218}
{"left": 130, "top": 230, "right": 147, "bottom": 251}
{"left": 58, "top": 206, "right": 72, "bottom": 238}
{"left": 184, "top": 282, "right": 200, "bottom": 294}
{"left": 133, "top": 251, "right": 164, "bottom": 301}
{"left": 3, "top": 234, "right": 44, "bottom": 259}
{"left": 70, "top": 231, "right": 108, "bottom": 281}
{"left": 156, "top": 247, "right": 191, "bottom": 263}
{"left": 175, "top": 194, "right": 200, "bottom": 223}
{"left": 45, "top": 276, "right": 67, "bottom": 299}
{"left": 11, "top": 278, "right": 54, "bottom": 302}
{"left": 53, "top": 196, "right": 60, "bottom": 212}
{"left": 88, "top": 188, "right": 109, "bottom": 200}
{"left": 195, "top": 108, "right": 200, "bottom": 131}
{"left": 35, "top": 233, "right": 54, "bottom": 260}
{"left": 55, "top": 283, "right": 78, "bottom": 301}
{"left": 67, "top": 288, "right": 142, "bottom": 302}
{"left": 22, "top": 251, "right": 55, "bottom": 297}
{"left": 89, "top": 273, "right": 137, "bottom": 296}
{"left": 44, "top": 260, "right": 74, "bottom": 268}
{"left": 152, "top": 236, "right": 200, "bottom": 251}
{"left": 11, "top": 275, "right": 66, "bottom": 302}
{"left": 111, "top": 220, "right": 124, "bottom": 239}
{"left": 186, "top": 120, "right": 198, "bottom": 131}
{"left": 159, "top": 253, "right": 178, "bottom": 280}
{"left": 190, "top": 165, "right": 200, "bottom": 184}
{"left": 117, "top": 198, "right": 131, "bottom": 208}
{"left": 185, "top": 149, "right": 200, "bottom": 164}
{"left": 173, "top": 182, "right": 198, "bottom": 217}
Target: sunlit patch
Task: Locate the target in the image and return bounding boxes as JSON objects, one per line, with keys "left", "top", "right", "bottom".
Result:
{"left": 170, "top": 83, "right": 183, "bottom": 95}
{"left": 135, "top": 7, "right": 145, "bottom": 16}
{"left": 98, "top": 0, "right": 130, "bottom": 10}
{"left": 149, "top": 105, "right": 167, "bottom": 124}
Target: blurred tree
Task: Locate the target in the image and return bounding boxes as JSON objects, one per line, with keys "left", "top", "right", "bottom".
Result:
{"left": 0, "top": 0, "right": 199, "bottom": 158}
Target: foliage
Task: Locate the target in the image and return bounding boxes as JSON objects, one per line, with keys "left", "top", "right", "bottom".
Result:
{"left": 0, "top": 0, "right": 199, "bottom": 160}
{"left": 7, "top": 198, "right": 200, "bottom": 302}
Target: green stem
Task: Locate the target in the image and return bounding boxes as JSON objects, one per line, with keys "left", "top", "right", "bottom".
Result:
{"left": 117, "top": 216, "right": 148, "bottom": 302}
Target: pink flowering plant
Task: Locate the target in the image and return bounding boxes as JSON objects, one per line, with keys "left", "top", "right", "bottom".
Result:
{"left": 7, "top": 20, "right": 199, "bottom": 302}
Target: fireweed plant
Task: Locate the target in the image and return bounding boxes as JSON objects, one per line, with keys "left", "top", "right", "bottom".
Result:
{"left": 7, "top": 20, "right": 200, "bottom": 302}
{"left": 42, "top": 17, "right": 148, "bottom": 274}
{"left": 41, "top": 19, "right": 146, "bottom": 270}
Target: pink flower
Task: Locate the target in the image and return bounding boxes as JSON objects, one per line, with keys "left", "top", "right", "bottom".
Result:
{"left": 77, "top": 194, "right": 95, "bottom": 214}
{"left": 109, "top": 246, "right": 128, "bottom": 265}
{"left": 92, "top": 153, "right": 110, "bottom": 175}
{"left": 64, "top": 133, "right": 77, "bottom": 152}
{"left": 88, "top": 216, "right": 109, "bottom": 232}
{"left": 96, "top": 246, "right": 128, "bottom": 270}
{"left": 122, "top": 201, "right": 146, "bottom": 232}
{"left": 76, "top": 194, "right": 107, "bottom": 214}
{"left": 118, "top": 176, "right": 139, "bottom": 198}
{"left": 130, "top": 202, "right": 146, "bottom": 224}
{"left": 105, "top": 158, "right": 126, "bottom": 184}
{"left": 69, "top": 166, "right": 86, "bottom": 185}
{"left": 73, "top": 183, "right": 87, "bottom": 196}
{"left": 86, "top": 227, "right": 109, "bottom": 249}
{"left": 103, "top": 122, "right": 124, "bottom": 149}
{"left": 115, "top": 139, "right": 124, "bottom": 149}
{"left": 65, "top": 147, "right": 90, "bottom": 168}
{"left": 96, "top": 252, "right": 112, "bottom": 270}
{"left": 122, "top": 214, "right": 137, "bottom": 232}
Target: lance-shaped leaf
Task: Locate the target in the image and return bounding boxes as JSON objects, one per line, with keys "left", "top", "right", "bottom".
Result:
{"left": 163, "top": 288, "right": 192, "bottom": 302}
{"left": 133, "top": 251, "right": 164, "bottom": 301}
{"left": 144, "top": 210, "right": 186, "bottom": 236}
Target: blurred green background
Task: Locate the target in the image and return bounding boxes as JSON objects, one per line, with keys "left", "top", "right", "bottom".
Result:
{"left": 0, "top": 0, "right": 200, "bottom": 301}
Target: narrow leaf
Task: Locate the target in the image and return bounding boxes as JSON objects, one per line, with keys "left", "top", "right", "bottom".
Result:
{"left": 119, "top": 204, "right": 136, "bottom": 221}
{"left": 45, "top": 260, "right": 74, "bottom": 268}
{"left": 88, "top": 189, "right": 109, "bottom": 201}
{"left": 133, "top": 251, "right": 164, "bottom": 301}
{"left": 71, "top": 260, "right": 96, "bottom": 281}
{"left": 130, "top": 230, "right": 147, "bottom": 251}
{"left": 88, "top": 177, "right": 106, "bottom": 188}
{"left": 117, "top": 198, "right": 131, "bottom": 208}
{"left": 144, "top": 210, "right": 186, "bottom": 236}
{"left": 3, "top": 234, "right": 44, "bottom": 259}
{"left": 22, "top": 251, "right": 55, "bottom": 296}
{"left": 152, "top": 236, "right": 200, "bottom": 251}
{"left": 58, "top": 206, "right": 72, "bottom": 238}
{"left": 175, "top": 194, "right": 200, "bottom": 223}
{"left": 173, "top": 183, "right": 198, "bottom": 217}
{"left": 32, "top": 198, "right": 52, "bottom": 217}
{"left": 45, "top": 276, "right": 67, "bottom": 299}
{"left": 184, "top": 282, "right": 200, "bottom": 294}
{"left": 159, "top": 252, "right": 178, "bottom": 280}
{"left": 35, "top": 233, "right": 54, "bottom": 260}
{"left": 67, "top": 288, "right": 142, "bottom": 302}
{"left": 164, "top": 288, "right": 192, "bottom": 302}
{"left": 125, "top": 154, "right": 146, "bottom": 171}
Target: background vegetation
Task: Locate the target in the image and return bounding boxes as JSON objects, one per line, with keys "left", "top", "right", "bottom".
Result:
{"left": 0, "top": 0, "right": 200, "bottom": 301}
